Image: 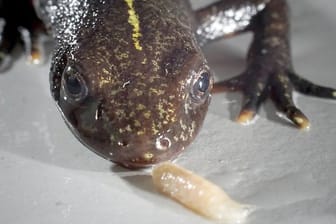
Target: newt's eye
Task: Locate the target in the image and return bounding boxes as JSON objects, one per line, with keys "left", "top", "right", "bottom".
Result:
{"left": 62, "top": 66, "right": 88, "bottom": 103}
{"left": 190, "top": 70, "right": 212, "bottom": 103}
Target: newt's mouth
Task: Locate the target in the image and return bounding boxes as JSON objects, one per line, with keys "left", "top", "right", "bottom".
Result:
{"left": 103, "top": 134, "right": 185, "bottom": 169}
{"left": 111, "top": 145, "right": 184, "bottom": 169}
{"left": 58, "top": 103, "right": 188, "bottom": 168}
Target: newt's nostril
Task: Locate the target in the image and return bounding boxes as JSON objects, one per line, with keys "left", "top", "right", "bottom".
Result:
{"left": 156, "top": 136, "right": 171, "bottom": 151}
{"left": 117, "top": 140, "right": 129, "bottom": 147}
{"left": 95, "top": 101, "right": 104, "bottom": 120}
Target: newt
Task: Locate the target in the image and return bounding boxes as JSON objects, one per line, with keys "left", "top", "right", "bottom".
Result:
{"left": 0, "top": 0, "right": 335, "bottom": 168}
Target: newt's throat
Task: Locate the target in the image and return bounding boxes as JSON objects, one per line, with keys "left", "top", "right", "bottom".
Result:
{"left": 125, "top": 0, "right": 143, "bottom": 51}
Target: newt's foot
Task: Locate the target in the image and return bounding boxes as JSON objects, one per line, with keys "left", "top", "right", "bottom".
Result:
{"left": 0, "top": 0, "right": 46, "bottom": 71}
{"left": 213, "top": 68, "right": 336, "bottom": 130}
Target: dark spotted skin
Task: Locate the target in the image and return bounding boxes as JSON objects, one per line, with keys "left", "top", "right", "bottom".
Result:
{"left": 44, "top": 0, "right": 212, "bottom": 168}
{"left": 1, "top": 0, "right": 335, "bottom": 168}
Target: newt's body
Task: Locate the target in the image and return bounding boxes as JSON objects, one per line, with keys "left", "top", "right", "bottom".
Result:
{"left": 0, "top": 0, "right": 335, "bottom": 168}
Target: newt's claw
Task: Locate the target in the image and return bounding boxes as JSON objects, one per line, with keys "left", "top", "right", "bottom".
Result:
{"left": 28, "top": 50, "right": 42, "bottom": 65}
{"left": 236, "top": 110, "right": 256, "bottom": 125}
{"left": 292, "top": 114, "right": 310, "bottom": 130}
{"left": 27, "top": 42, "right": 44, "bottom": 65}
{"left": 270, "top": 73, "right": 310, "bottom": 129}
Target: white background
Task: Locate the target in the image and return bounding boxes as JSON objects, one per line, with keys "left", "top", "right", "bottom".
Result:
{"left": 0, "top": 0, "right": 335, "bottom": 223}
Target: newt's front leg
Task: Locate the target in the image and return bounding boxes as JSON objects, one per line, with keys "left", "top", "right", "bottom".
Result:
{"left": 196, "top": 0, "right": 336, "bottom": 129}
{"left": 0, "top": 0, "right": 46, "bottom": 71}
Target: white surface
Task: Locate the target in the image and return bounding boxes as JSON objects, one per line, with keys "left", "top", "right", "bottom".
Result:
{"left": 1, "top": 1, "right": 336, "bottom": 224}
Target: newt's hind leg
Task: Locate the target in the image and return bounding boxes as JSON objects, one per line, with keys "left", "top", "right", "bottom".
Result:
{"left": 197, "top": 0, "right": 336, "bottom": 129}
{"left": 0, "top": 0, "right": 46, "bottom": 71}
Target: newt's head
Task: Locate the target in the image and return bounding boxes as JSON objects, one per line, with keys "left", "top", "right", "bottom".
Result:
{"left": 50, "top": 2, "right": 213, "bottom": 168}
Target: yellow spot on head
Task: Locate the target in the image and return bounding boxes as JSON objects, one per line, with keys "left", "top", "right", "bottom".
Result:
{"left": 99, "top": 76, "right": 112, "bottom": 88}
{"left": 143, "top": 152, "right": 154, "bottom": 160}
{"left": 130, "top": 111, "right": 136, "bottom": 117}
{"left": 136, "top": 104, "right": 146, "bottom": 110}
{"left": 144, "top": 111, "right": 151, "bottom": 119}
{"left": 150, "top": 88, "right": 165, "bottom": 96}
{"left": 151, "top": 122, "right": 160, "bottom": 135}
{"left": 102, "top": 68, "right": 109, "bottom": 74}
{"left": 133, "top": 88, "right": 144, "bottom": 96}
{"left": 137, "top": 130, "right": 145, "bottom": 135}
{"left": 125, "top": 125, "right": 132, "bottom": 132}
{"left": 125, "top": 0, "right": 143, "bottom": 51}
{"left": 333, "top": 91, "right": 336, "bottom": 98}
{"left": 134, "top": 120, "right": 141, "bottom": 127}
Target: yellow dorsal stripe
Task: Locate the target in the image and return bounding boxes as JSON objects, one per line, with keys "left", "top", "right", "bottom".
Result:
{"left": 125, "top": 0, "right": 143, "bottom": 51}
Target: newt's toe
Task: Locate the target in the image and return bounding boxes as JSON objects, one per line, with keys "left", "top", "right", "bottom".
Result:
{"left": 236, "top": 110, "right": 256, "bottom": 125}
{"left": 292, "top": 114, "right": 310, "bottom": 131}
{"left": 289, "top": 71, "right": 336, "bottom": 99}
{"left": 28, "top": 50, "right": 42, "bottom": 65}
{"left": 214, "top": 68, "right": 334, "bottom": 129}
{"left": 20, "top": 27, "right": 46, "bottom": 65}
